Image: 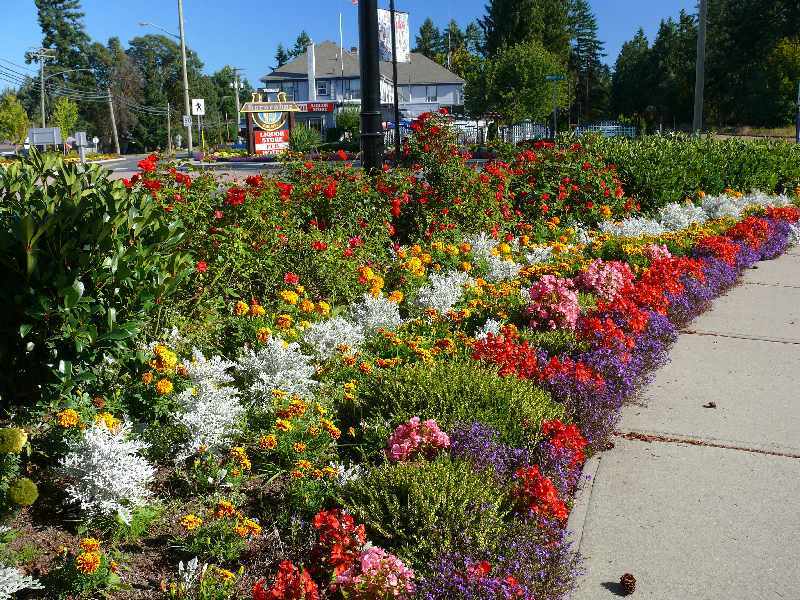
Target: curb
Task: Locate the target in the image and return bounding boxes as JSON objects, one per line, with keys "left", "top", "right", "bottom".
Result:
{"left": 567, "top": 453, "right": 602, "bottom": 554}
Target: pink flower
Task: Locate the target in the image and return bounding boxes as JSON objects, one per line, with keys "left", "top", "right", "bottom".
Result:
{"left": 335, "top": 547, "right": 415, "bottom": 599}
{"left": 526, "top": 275, "right": 580, "bottom": 331}
{"left": 386, "top": 417, "right": 449, "bottom": 463}
{"left": 578, "top": 259, "right": 634, "bottom": 302}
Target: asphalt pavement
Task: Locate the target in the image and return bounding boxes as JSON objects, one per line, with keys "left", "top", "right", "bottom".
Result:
{"left": 568, "top": 250, "right": 800, "bottom": 599}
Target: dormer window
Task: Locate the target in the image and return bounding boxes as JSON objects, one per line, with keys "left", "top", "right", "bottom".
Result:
{"left": 317, "top": 81, "right": 329, "bottom": 97}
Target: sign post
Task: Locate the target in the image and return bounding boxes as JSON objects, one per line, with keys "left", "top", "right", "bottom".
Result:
{"left": 191, "top": 99, "right": 206, "bottom": 154}
{"left": 796, "top": 80, "right": 800, "bottom": 145}
{"left": 545, "top": 74, "right": 565, "bottom": 139}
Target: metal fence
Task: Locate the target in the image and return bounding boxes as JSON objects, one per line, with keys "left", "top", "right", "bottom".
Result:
{"left": 574, "top": 121, "right": 637, "bottom": 138}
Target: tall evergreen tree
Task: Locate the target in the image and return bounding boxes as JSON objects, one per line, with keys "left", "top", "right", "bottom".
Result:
{"left": 414, "top": 18, "right": 441, "bottom": 59}
{"left": 34, "top": 0, "right": 90, "bottom": 70}
{"left": 480, "top": 0, "right": 570, "bottom": 59}
{"left": 464, "top": 22, "right": 484, "bottom": 56}
{"left": 275, "top": 44, "right": 290, "bottom": 67}
{"left": 611, "top": 28, "right": 651, "bottom": 120}
{"left": 568, "top": 0, "right": 606, "bottom": 120}
{"left": 289, "top": 31, "right": 312, "bottom": 58}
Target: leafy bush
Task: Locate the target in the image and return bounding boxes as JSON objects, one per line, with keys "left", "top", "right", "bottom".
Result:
{"left": 341, "top": 360, "right": 562, "bottom": 449}
{"left": 591, "top": 134, "right": 800, "bottom": 210}
{"left": 289, "top": 125, "right": 321, "bottom": 153}
{"left": 339, "top": 458, "right": 509, "bottom": 573}
{"left": 336, "top": 107, "right": 361, "bottom": 141}
{"left": 0, "top": 151, "right": 192, "bottom": 407}
{"left": 7, "top": 477, "right": 38, "bottom": 506}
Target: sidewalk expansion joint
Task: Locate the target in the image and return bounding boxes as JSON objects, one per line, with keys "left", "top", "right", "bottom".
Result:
{"left": 681, "top": 329, "right": 800, "bottom": 345}
{"left": 615, "top": 430, "right": 800, "bottom": 459}
{"left": 743, "top": 281, "right": 800, "bottom": 290}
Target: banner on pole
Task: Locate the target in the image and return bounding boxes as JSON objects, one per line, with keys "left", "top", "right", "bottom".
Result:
{"left": 377, "top": 9, "right": 410, "bottom": 63}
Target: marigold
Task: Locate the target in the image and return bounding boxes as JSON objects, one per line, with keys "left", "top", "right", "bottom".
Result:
{"left": 259, "top": 435, "right": 278, "bottom": 450}
{"left": 153, "top": 344, "right": 178, "bottom": 372}
{"left": 257, "top": 327, "right": 271, "bottom": 343}
{"left": 229, "top": 447, "right": 252, "bottom": 471}
{"left": 180, "top": 514, "right": 203, "bottom": 531}
{"left": 94, "top": 412, "right": 120, "bottom": 432}
{"left": 75, "top": 551, "right": 101, "bottom": 575}
{"left": 276, "top": 314, "right": 293, "bottom": 330}
{"left": 155, "top": 378, "right": 174, "bottom": 396}
{"left": 293, "top": 442, "right": 307, "bottom": 453}
{"left": 250, "top": 303, "right": 266, "bottom": 317}
{"left": 57, "top": 408, "right": 81, "bottom": 428}
{"left": 212, "top": 567, "right": 236, "bottom": 583}
{"left": 79, "top": 538, "right": 101, "bottom": 553}
{"left": 234, "top": 300, "right": 250, "bottom": 316}
{"left": 214, "top": 500, "right": 237, "bottom": 519}
{"left": 280, "top": 290, "right": 299, "bottom": 305}
{"left": 275, "top": 418, "right": 293, "bottom": 432}
{"left": 141, "top": 371, "right": 154, "bottom": 385}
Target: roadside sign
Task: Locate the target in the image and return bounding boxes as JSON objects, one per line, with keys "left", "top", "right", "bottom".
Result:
{"left": 92, "top": 136, "right": 99, "bottom": 145}
{"left": 182, "top": 115, "right": 192, "bottom": 127}
{"left": 191, "top": 99, "right": 205, "bottom": 116}
{"left": 545, "top": 74, "right": 565, "bottom": 82}
{"left": 28, "top": 127, "right": 62, "bottom": 146}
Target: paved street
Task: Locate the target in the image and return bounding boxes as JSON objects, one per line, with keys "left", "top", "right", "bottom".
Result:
{"left": 569, "top": 250, "right": 800, "bottom": 599}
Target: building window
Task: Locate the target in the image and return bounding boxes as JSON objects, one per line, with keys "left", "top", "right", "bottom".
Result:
{"left": 399, "top": 85, "right": 410, "bottom": 103}
{"left": 317, "top": 80, "right": 329, "bottom": 97}
{"left": 425, "top": 85, "right": 437, "bottom": 103}
{"left": 280, "top": 81, "right": 297, "bottom": 100}
{"left": 343, "top": 79, "right": 360, "bottom": 100}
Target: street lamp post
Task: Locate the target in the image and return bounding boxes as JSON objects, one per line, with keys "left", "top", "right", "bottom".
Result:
{"left": 796, "top": 81, "right": 800, "bottom": 145}
{"left": 357, "top": 0, "right": 383, "bottom": 172}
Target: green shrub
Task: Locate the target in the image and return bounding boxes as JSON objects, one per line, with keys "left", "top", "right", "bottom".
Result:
{"left": 0, "top": 150, "right": 192, "bottom": 407}
{"left": 0, "top": 428, "right": 27, "bottom": 454}
{"left": 7, "top": 477, "right": 38, "bottom": 506}
{"left": 289, "top": 125, "right": 321, "bottom": 153}
{"left": 342, "top": 360, "right": 562, "bottom": 450}
{"left": 339, "top": 458, "right": 509, "bottom": 572}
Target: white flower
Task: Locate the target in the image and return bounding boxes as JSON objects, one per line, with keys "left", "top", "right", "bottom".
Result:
{"left": 331, "top": 462, "right": 363, "bottom": 486}
{"left": 348, "top": 293, "right": 402, "bottom": 335}
{"left": 302, "top": 317, "right": 365, "bottom": 360}
{"left": 415, "top": 270, "right": 471, "bottom": 314}
{"left": 466, "top": 232, "right": 496, "bottom": 259}
{"left": 178, "top": 557, "right": 203, "bottom": 591}
{"left": 0, "top": 566, "right": 43, "bottom": 599}
{"left": 789, "top": 223, "right": 800, "bottom": 246}
{"left": 182, "top": 349, "right": 236, "bottom": 386}
{"left": 657, "top": 202, "right": 707, "bottom": 230}
{"left": 476, "top": 318, "right": 503, "bottom": 340}
{"left": 237, "top": 338, "right": 318, "bottom": 401}
{"left": 524, "top": 246, "right": 553, "bottom": 265}
{"left": 485, "top": 255, "right": 522, "bottom": 282}
{"left": 59, "top": 422, "right": 155, "bottom": 524}
{"left": 599, "top": 217, "right": 665, "bottom": 238}
{"left": 701, "top": 194, "right": 743, "bottom": 220}
{"left": 176, "top": 382, "right": 244, "bottom": 457}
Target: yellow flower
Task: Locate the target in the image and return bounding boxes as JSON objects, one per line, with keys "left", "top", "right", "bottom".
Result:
{"left": 293, "top": 442, "right": 307, "bottom": 453}
{"left": 229, "top": 447, "right": 252, "bottom": 471}
{"left": 94, "top": 413, "right": 120, "bottom": 433}
{"left": 280, "top": 290, "right": 299, "bottom": 305}
{"left": 276, "top": 314, "right": 293, "bottom": 330}
{"left": 323, "top": 466, "right": 337, "bottom": 478}
{"left": 259, "top": 434, "right": 277, "bottom": 450}
{"left": 296, "top": 459, "right": 312, "bottom": 470}
{"left": 250, "top": 303, "right": 266, "bottom": 317}
{"left": 388, "top": 290, "right": 404, "bottom": 303}
{"left": 79, "top": 538, "right": 101, "bottom": 553}
{"left": 180, "top": 514, "right": 203, "bottom": 531}
{"left": 212, "top": 567, "right": 236, "bottom": 583}
{"left": 460, "top": 261, "right": 473, "bottom": 272}
{"left": 234, "top": 300, "right": 250, "bottom": 316}
{"left": 316, "top": 301, "right": 331, "bottom": 316}
{"left": 141, "top": 371, "right": 154, "bottom": 385}
{"left": 600, "top": 205, "right": 612, "bottom": 218}
{"left": 214, "top": 500, "right": 236, "bottom": 519}
{"left": 155, "top": 378, "right": 174, "bottom": 396}
{"left": 257, "top": 327, "right": 271, "bottom": 343}
{"left": 358, "top": 362, "right": 373, "bottom": 375}
{"left": 153, "top": 345, "right": 178, "bottom": 373}
{"left": 57, "top": 409, "right": 81, "bottom": 428}
{"left": 75, "top": 551, "right": 101, "bottom": 574}
{"left": 275, "top": 418, "right": 293, "bottom": 432}
{"left": 299, "top": 299, "right": 315, "bottom": 313}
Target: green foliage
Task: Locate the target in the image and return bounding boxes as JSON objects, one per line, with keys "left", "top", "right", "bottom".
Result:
{"left": 478, "top": 39, "right": 567, "bottom": 124}
{"left": 339, "top": 458, "right": 510, "bottom": 573}
{"left": 592, "top": 134, "right": 800, "bottom": 209}
{"left": 480, "top": 0, "right": 570, "bottom": 59}
{"left": 0, "top": 151, "right": 193, "bottom": 407}
{"left": 274, "top": 43, "right": 290, "bottom": 67}
{"left": 414, "top": 18, "right": 442, "bottom": 59}
{"left": 0, "top": 93, "right": 29, "bottom": 146}
{"left": 7, "top": 478, "right": 38, "bottom": 507}
{"left": 289, "top": 31, "right": 312, "bottom": 59}
{"left": 0, "top": 428, "right": 28, "bottom": 454}
{"left": 50, "top": 97, "right": 79, "bottom": 138}
{"left": 289, "top": 125, "right": 321, "bottom": 153}
{"left": 92, "top": 504, "right": 163, "bottom": 544}
{"left": 342, "top": 360, "right": 561, "bottom": 451}
{"left": 335, "top": 108, "right": 360, "bottom": 140}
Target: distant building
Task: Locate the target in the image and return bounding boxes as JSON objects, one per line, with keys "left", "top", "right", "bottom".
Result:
{"left": 260, "top": 41, "right": 465, "bottom": 132}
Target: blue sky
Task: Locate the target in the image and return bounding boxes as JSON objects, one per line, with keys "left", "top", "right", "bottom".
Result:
{"left": 1, "top": 0, "right": 697, "bottom": 87}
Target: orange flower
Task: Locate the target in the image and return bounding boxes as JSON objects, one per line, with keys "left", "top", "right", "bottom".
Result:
{"left": 259, "top": 434, "right": 277, "bottom": 450}
{"left": 57, "top": 409, "right": 80, "bottom": 428}
{"left": 76, "top": 551, "right": 101, "bottom": 575}
{"left": 257, "top": 327, "right": 271, "bottom": 343}
{"left": 141, "top": 371, "right": 154, "bottom": 385}
{"left": 155, "top": 378, "right": 173, "bottom": 396}
{"left": 79, "top": 538, "right": 101, "bottom": 553}
{"left": 214, "top": 500, "right": 237, "bottom": 519}
{"left": 293, "top": 442, "right": 307, "bottom": 453}
{"left": 180, "top": 514, "right": 203, "bottom": 531}
{"left": 234, "top": 300, "right": 250, "bottom": 316}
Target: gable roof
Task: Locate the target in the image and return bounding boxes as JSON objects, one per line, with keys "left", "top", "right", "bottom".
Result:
{"left": 261, "top": 41, "right": 465, "bottom": 85}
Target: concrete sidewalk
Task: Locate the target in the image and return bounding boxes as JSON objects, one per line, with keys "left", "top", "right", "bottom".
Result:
{"left": 569, "top": 252, "right": 800, "bottom": 599}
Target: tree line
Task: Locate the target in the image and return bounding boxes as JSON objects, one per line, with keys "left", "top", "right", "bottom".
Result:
{"left": 4, "top": 0, "right": 254, "bottom": 153}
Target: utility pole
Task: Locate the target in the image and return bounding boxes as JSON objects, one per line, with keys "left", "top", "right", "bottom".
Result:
{"left": 30, "top": 48, "right": 55, "bottom": 128}
{"left": 178, "top": 0, "right": 193, "bottom": 156}
{"left": 107, "top": 87, "right": 121, "bottom": 155}
{"left": 692, "top": 0, "right": 708, "bottom": 135}
{"left": 795, "top": 81, "right": 800, "bottom": 145}
{"left": 389, "top": 0, "right": 401, "bottom": 163}
{"left": 358, "top": 0, "right": 384, "bottom": 172}
{"left": 167, "top": 103, "right": 172, "bottom": 154}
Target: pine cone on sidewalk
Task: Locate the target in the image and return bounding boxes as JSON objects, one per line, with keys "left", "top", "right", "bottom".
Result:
{"left": 620, "top": 573, "right": 636, "bottom": 595}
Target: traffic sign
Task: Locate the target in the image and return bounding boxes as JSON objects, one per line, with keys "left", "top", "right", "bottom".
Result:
{"left": 182, "top": 115, "right": 192, "bottom": 127}
{"left": 191, "top": 99, "right": 205, "bottom": 116}
{"left": 92, "top": 136, "right": 99, "bottom": 145}
{"left": 545, "top": 74, "right": 565, "bottom": 81}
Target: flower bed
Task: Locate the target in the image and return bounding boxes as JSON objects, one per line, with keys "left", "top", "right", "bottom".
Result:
{"left": 0, "top": 118, "right": 799, "bottom": 600}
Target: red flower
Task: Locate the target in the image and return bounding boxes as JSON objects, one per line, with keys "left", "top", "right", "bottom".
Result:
{"left": 214, "top": 210, "right": 224, "bottom": 220}
{"left": 196, "top": 261, "right": 208, "bottom": 273}
{"left": 336, "top": 149, "right": 348, "bottom": 161}
{"left": 311, "top": 240, "right": 328, "bottom": 252}
{"left": 137, "top": 157, "right": 157, "bottom": 172}
{"left": 226, "top": 187, "right": 246, "bottom": 206}
{"left": 512, "top": 465, "right": 568, "bottom": 521}
{"left": 246, "top": 174, "right": 264, "bottom": 187}
{"left": 438, "top": 107, "right": 449, "bottom": 115}
{"left": 284, "top": 272, "right": 300, "bottom": 285}
{"left": 252, "top": 560, "right": 319, "bottom": 600}
{"left": 323, "top": 180, "right": 337, "bottom": 199}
